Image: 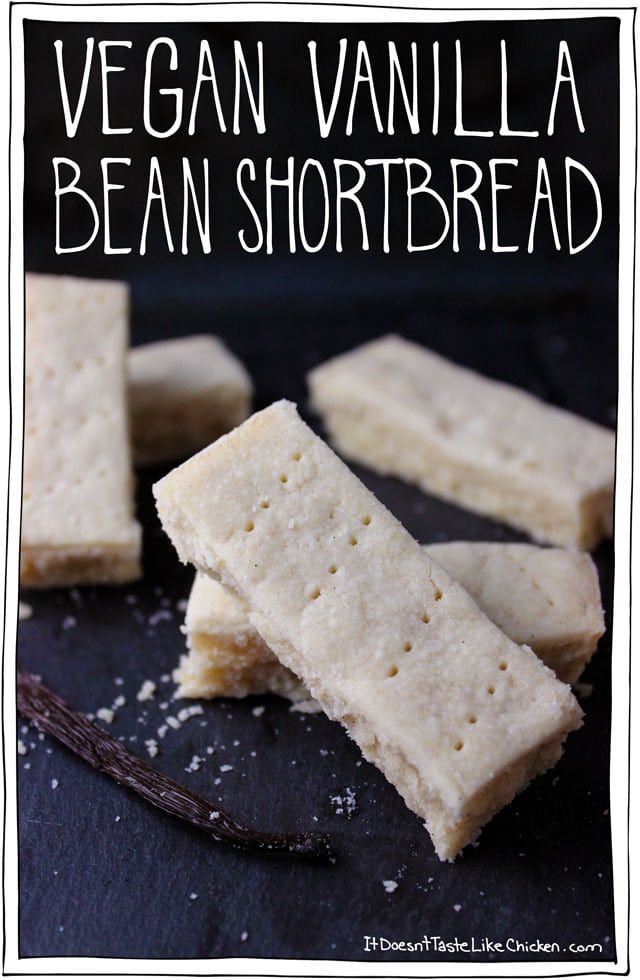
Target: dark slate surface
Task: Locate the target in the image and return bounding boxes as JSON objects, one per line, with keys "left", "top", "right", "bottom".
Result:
{"left": 18, "top": 16, "right": 618, "bottom": 966}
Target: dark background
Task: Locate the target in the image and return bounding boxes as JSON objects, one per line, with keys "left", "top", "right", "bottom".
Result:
{"left": 18, "top": 15, "right": 618, "bottom": 964}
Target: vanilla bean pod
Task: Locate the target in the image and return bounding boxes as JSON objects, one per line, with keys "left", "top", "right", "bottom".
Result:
{"left": 17, "top": 669, "right": 334, "bottom": 861}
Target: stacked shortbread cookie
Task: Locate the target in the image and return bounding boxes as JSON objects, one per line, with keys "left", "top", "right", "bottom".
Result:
{"left": 175, "top": 541, "right": 604, "bottom": 701}
{"left": 154, "top": 401, "right": 585, "bottom": 860}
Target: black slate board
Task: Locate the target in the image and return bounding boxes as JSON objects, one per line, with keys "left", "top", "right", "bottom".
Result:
{"left": 17, "top": 16, "right": 619, "bottom": 965}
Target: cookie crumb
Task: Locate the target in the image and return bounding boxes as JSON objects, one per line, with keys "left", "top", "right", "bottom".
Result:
{"left": 18, "top": 601, "right": 33, "bottom": 621}
{"left": 137, "top": 680, "right": 156, "bottom": 702}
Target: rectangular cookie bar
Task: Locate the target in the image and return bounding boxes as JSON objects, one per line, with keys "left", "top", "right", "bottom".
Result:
{"left": 428, "top": 542, "right": 604, "bottom": 684}
{"left": 308, "top": 335, "right": 615, "bottom": 549}
{"left": 175, "top": 542, "right": 603, "bottom": 699}
{"left": 177, "top": 543, "right": 603, "bottom": 698}
{"left": 155, "top": 401, "right": 582, "bottom": 860}
{"left": 21, "top": 273, "right": 141, "bottom": 587}
{"left": 176, "top": 572, "right": 309, "bottom": 701}
{"left": 128, "top": 335, "right": 253, "bottom": 465}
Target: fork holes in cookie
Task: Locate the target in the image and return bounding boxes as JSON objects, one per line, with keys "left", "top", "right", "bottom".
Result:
{"left": 349, "top": 535, "right": 358, "bottom": 546}
{"left": 245, "top": 520, "right": 254, "bottom": 532}
{"left": 403, "top": 641, "right": 413, "bottom": 653}
{"left": 292, "top": 452, "right": 302, "bottom": 462}
{"left": 421, "top": 612, "right": 430, "bottom": 624}
{"left": 280, "top": 474, "right": 288, "bottom": 484}
{"left": 434, "top": 587, "right": 443, "bottom": 601}
{"left": 487, "top": 685, "right": 495, "bottom": 695}
{"left": 499, "top": 662, "right": 508, "bottom": 672}
{"left": 468, "top": 715, "right": 477, "bottom": 725}
{"left": 260, "top": 500, "right": 270, "bottom": 509}
{"left": 310, "top": 587, "right": 321, "bottom": 601}
{"left": 328, "top": 564, "right": 338, "bottom": 575}
{"left": 361, "top": 515, "right": 371, "bottom": 526}
{"left": 454, "top": 740, "right": 464, "bottom": 752}
{"left": 387, "top": 665, "right": 399, "bottom": 678}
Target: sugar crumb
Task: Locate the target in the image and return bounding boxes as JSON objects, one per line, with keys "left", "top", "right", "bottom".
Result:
{"left": 330, "top": 787, "right": 357, "bottom": 818}
{"left": 18, "top": 601, "right": 33, "bottom": 621}
{"left": 148, "top": 610, "right": 173, "bottom": 627}
{"left": 382, "top": 880, "right": 398, "bottom": 894}
{"left": 177, "top": 705, "right": 203, "bottom": 723}
{"left": 136, "top": 680, "right": 156, "bottom": 702}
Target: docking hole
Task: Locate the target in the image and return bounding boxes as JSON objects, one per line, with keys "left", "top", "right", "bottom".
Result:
{"left": 361, "top": 515, "right": 371, "bottom": 526}
{"left": 499, "top": 662, "right": 508, "bottom": 671}
{"left": 487, "top": 685, "right": 495, "bottom": 696}
{"left": 260, "top": 500, "right": 270, "bottom": 509}
{"left": 310, "top": 587, "right": 321, "bottom": 601}
{"left": 434, "top": 587, "right": 443, "bottom": 601}
{"left": 292, "top": 452, "right": 302, "bottom": 461}
{"left": 349, "top": 535, "right": 358, "bottom": 546}
{"left": 403, "top": 641, "right": 413, "bottom": 653}
{"left": 387, "top": 665, "right": 399, "bottom": 678}
{"left": 245, "top": 520, "right": 254, "bottom": 532}
{"left": 468, "top": 715, "right": 477, "bottom": 725}
{"left": 280, "top": 474, "right": 288, "bottom": 484}
{"left": 328, "top": 564, "right": 338, "bottom": 575}
{"left": 454, "top": 741, "right": 464, "bottom": 752}
{"left": 421, "top": 612, "right": 430, "bottom": 624}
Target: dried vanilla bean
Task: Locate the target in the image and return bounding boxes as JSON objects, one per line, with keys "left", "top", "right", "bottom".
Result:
{"left": 17, "top": 669, "right": 333, "bottom": 861}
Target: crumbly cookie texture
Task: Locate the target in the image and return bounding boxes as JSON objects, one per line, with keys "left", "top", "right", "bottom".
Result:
{"left": 128, "top": 334, "right": 252, "bottom": 466}
{"left": 308, "top": 335, "right": 615, "bottom": 550}
{"left": 175, "top": 572, "right": 308, "bottom": 701}
{"left": 22, "top": 274, "right": 141, "bottom": 587}
{"left": 155, "top": 401, "right": 582, "bottom": 861}
{"left": 175, "top": 541, "right": 603, "bottom": 699}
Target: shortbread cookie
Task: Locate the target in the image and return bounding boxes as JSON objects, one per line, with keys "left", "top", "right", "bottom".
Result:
{"left": 21, "top": 274, "right": 141, "bottom": 587}
{"left": 128, "top": 335, "right": 252, "bottom": 465}
{"left": 155, "top": 401, "right": 582, "bottom": 860}
{"left": 175, "top": 542, "right": 603, "bottom": 699}
{"left": 428, "top": 542, "right": 604, "bottom": 684}
{"left": 308, "top": 336, "right": 615, "bottom": 549}
{"left": 176, "top": 572, "right": 308, "bottom": 700}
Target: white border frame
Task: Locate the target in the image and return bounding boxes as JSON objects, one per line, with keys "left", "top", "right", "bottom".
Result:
{"left": 2, "top": 2, "right": 634, "bottom": 976}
